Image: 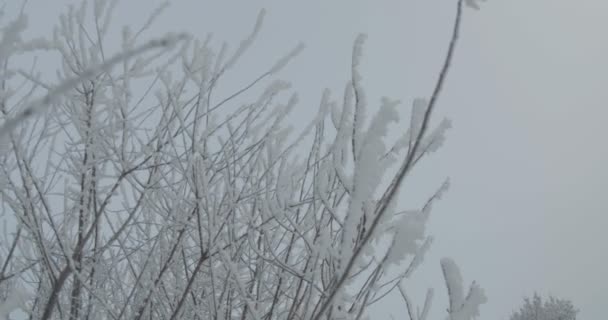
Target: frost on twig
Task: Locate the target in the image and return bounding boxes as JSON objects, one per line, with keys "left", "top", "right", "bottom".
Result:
{"left": 0, "top": 32, "right": 188, "bottom": 141}
{"left": 441, "top": 258, "right": 487, "bottom": 320}
{"left": 0, "top": 287, "right": 30, "bottom": 320}
{"left": 312, "top": 0, "right": 475, "bottom": 316}
{"left": 464, "top": 0, "right": 487, "bottom": 10}
{"left": 399, "top": 258, "right": 485, "bottom": 320}
{"left": 0, "top": 1, "right": 484, "bottom": 319}
{"left": 223, "top": 9, "right": 265, "bottom": 71}
{"left": 399, "top": 284, "right": 434, "bottom": 320}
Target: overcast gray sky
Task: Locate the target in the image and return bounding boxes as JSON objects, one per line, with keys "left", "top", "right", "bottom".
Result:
{"left": 11, "top": 0, "right": 608, "bottom": 319}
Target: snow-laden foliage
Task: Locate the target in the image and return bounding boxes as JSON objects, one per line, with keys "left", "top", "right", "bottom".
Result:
{"left": 441, "top": 258, "right": 487, "bottom": 320}
{"left": 0, "top": 0, "right": 485, "bottom": 319}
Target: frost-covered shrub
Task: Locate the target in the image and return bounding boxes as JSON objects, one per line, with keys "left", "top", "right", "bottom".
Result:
{"left": 0, "top": 1, "right": 485, "bottom": 319}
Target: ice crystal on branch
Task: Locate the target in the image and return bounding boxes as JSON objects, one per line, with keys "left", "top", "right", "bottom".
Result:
{"left": 0, "top": 1, "right": 484, "bottom": 319}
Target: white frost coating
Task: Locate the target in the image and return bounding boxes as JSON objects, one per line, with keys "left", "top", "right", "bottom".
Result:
{"left": 0, "top": 2, "right": 479, "bottom": 318}
{"left": 135, "top": 1, "right": 169, "bottom": 40}
{"left": 441, "top": 258, "right": 487, "bottom": 320}
{"left": 351, "top": 34, "right": 368, "bottom": 158}
{"left": 417, "top": 118, "right": 452, "bottom": 155}
{"left": 351, "top": 34, "right": 367, "bottom": 70}
{"left": 452, "top": 282, "right": 486, "bottom": 320}
{"left": 0, "top": 288, "right": 30, "bottom": 320}
{"left": 364, "top": 102, "right": 399, "bottom": 147}
{"left": 419, "top": 288, "right": 434, "bottom": 320}
{"left": 332, "top": 82, "right": 354, "bottom": 166}
{"left": 276, "top": 159, "right": 292, "bottom": 206}
{"left": 422, "top": 179, "right": 450, "bottom": 218}
{"left": 268, "top": 93, "right": 299, "bottom": 135}
{"left": 387, "top": 129, "right": 411, "bottom": 159}
{"left": 377, "top": 97, "right": 402, "bottom": 168}
{"left": 223, "top": 9, "right": 265, "bottom": 71}
{"left": 315, "top": 221, "right": 334, "bottom": 260}
{"left": 183, "top": 39, "right": 212, "bottom": 85}
{"left": 213, "top": 41, "right": 228, "bottom": 75}
{"left": 340, "top": 102, "right": 398, "bottom": 270}
{"left": 381, "top": 172, "right": 446, "bottom": 267}
{"left": 269, "top": 42, "right": 305, "bottom": 74}
{"left": 441, "top": 258, "right": 465, "bottom": 309}
{"left": 218, "top": 250, "right": 262, "bottom": 320}
{"left": 386, "top": 209, "right": 428, "bottom": 267}
{"left": 405, "top": 236, "right": 433, "bottom": 278}
{"left": 0, "top": 32, "right": 188, "bottom": 140}
{"left": 465, "top": 0, "right": 487, "bottom": 10}
{"left": 282, "top": 89, "right": 330, "bottom": 155}
{"left": 247, "top": 79, "right": 292, "bottom": 136}
{"left": 410, "top": 98, "right": 428, "bottom": 146}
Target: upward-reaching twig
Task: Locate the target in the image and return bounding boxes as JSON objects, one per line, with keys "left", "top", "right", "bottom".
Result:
{"left": 0, "top": 33, "right": 188, "bottom": 141}
{"left": 312, "top": 1, "right": 465, "bottom": 318}
{"left": 0, "top": 1, "right": 485, "bottom": 319}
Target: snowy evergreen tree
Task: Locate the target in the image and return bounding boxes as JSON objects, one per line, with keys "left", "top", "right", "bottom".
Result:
{"left": 510, "top": 294, "right": 578, "bottom": 320}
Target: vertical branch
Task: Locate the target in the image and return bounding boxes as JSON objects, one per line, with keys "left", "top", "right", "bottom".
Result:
{"left": 312, "top": 1, "right": 465, "bottom": 319}
{"left": 0, "top": 1, "right": 485, "bottom": 320}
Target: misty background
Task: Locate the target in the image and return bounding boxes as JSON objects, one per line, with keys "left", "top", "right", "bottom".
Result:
{"left": 7, "top": 0, "right": 607, "bottom": 319}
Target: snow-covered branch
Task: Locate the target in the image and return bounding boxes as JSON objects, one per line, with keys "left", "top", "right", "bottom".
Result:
{"left": 0, "top": 0, "right": 486, "bottom": 319}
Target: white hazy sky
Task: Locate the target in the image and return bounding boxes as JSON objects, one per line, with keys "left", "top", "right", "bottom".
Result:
{"left": 9, "top": 0, "right": 608, "bottom": 319}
